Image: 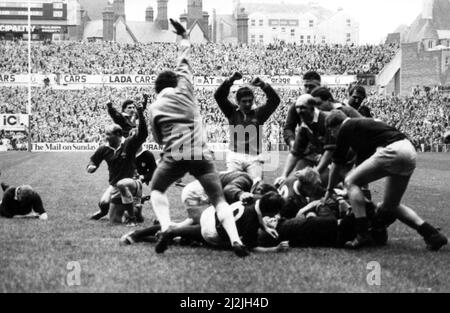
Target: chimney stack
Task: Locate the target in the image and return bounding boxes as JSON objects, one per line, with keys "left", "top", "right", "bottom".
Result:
{"left": 237, "top": 8, "right": 249, "bottom": 44}
{"left": 145, "top": 6, "right": 154, "bottom": 22}
{"left": 156, "top": 0, "right": 169, "bottom": 30}
{"left": 102, "top": 4, "right": 114, "bottom": 41}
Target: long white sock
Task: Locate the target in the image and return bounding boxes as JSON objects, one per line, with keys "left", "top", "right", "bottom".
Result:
{"left": 215, "top": 201, "right": 243, "bottom": 245}
{"left": 150, "top": 190, "right": 171, "bottom": 232}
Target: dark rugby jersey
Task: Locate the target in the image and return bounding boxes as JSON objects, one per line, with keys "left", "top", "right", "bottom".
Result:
{"left": 219, "top": 171, "right": 253, "bottom": 204}
{"left": 332, "top": 118, "right": 407, "bottom": 165}
{"left": 283, "top": 104, "right": 301, "bottom": 146}
{"left": 278, "top": 177, "right": 308, "bottom": 219}
{"left": 0, "top": 187, "right": 45, "bottom": 218}
{"left": 277, "top": 217, "right": 339, "bottom": 248}
{"left": 358, "top": 105, "right": 372, "bottom": 118}
{"left": 89, "top": 110, "right": 148, "bottom": 185}
{"left": 291, "top": 110, "right": 334, "bottom": 158}
{"left": 214, "top": 79, "right": 281, "bottom": 155}
{"left": 107, "top": 102, "right": 147, "bottom": 138}
{"left": 136, "top": 150, "right": 157, "bottom": 185}
{"left": 216, "top": 202, "right": 260, "bottom": 248}
{"left": 283, "top": 102, "right": 361, "bottom": 146}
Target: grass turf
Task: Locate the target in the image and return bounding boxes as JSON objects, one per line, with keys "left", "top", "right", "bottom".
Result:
{"left": 0, "top": 151, "right": 449, "bottom": 293}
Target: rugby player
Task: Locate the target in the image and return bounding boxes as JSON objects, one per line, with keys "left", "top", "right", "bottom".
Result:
{"left": 148, "top": 19, "right": 248, "bottom": 257}
{"left": 0, "top": 183, "right": 47, "bottom": 220}
{"left": 107, "top": 95, "right": 148, "bottom": 138}
{"left": 90, "top": 95, "right": 157, "bottom": 222}
{"left": 153, "top": 192, "right": 289, "bottom": 254}
{"left": 283, "top": 71, "right": 322, "bottom": 150}
{"left": 325, "top": 111, "right": 448, "bottom": 250}
{"left": 120, "top": 171, "right": 256, "bottom": 245}
{"left": 275, "top": 95, "right": 333, "bottom": 187}
{"left": 214, "top": 72, "right": 281, "bottom": 181}
{"left": 347, "top": 85, "right": 372, "bottom": 118}
{"left": 90, "top": 148, "right": 157, "bottom": 222}
{"left": 87, "top": 100, "right": 147, "bottom": 226}
{"left": 277, "top": 167, "right": 324, "bottom": 219}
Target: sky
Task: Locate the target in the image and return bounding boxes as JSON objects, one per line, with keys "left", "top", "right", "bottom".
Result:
{"left": 125, "top": 0, "right": 425, "bottom": 44}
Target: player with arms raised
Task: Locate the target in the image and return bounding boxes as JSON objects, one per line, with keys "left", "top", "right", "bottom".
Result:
{"left": 148, "top": 19, "right": 248, "bottom": 257}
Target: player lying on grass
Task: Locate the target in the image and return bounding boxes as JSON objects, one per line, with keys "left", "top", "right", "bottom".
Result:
{"left": 150, "top": 192, "right": 289, "bottom": 254}
{"left": 325, "top": 110, "right": 448, "bottom": 250}
{"left": 120, "top": 173, "right": 279, "bottom": 245}
{"left": 277, "top": 160, "right": 326, "bottom": 220}
{"left": 0, "top": 182, "right": 47, "bottom": 220}
{"left": 148, "top": 19, "right": 248, "bottom": 257}
{"left": 87, "top": 99, "right": 148, "bottom": 226}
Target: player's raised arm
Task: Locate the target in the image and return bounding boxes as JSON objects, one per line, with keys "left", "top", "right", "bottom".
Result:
{"left": 253, "top": 77, "right": 281, "bottom": 123}
{"left": 106, "top": 101, "right": 127, "bottom": 128}
{"left": 134, "top": 98, "right": 148, "bottom": 145}
{"left": 214, "top": 72, "right": 242, "bottom": 118}
{"left": 170, "top": 19, "right": 193, "bottom": 86}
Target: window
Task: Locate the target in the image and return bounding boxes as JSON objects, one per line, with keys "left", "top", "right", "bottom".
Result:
{"left": 281, "top": 27, "right": 285, "bottom": 33}
{"left": 53, "top": 3, "right": 63, "bottom": 9}
{"left": 269, "top": 19, "right": 279, "bottom": 26}
{"left": 259, "top": 19, "right": 263, "bottom": 26}
{"left": 259, "top": 35, "right": 264, "bottom": 43}
{"left": 291, "top": 29, "right": 295, "bottom": 36}
{"left": 53, "top": 11, "right": 63, "bottom": 18}
{"left": 251, "top": 35, "right": 256, "bottom": 44}
{"left": 322, "top": 36, "right": 326, "bottom": 44}
{"left": 428, "top": 41, "right": 433, "bottom": 49}
{"left": 288, "top": 20, "right": 299, "bottom": 26}
{"left": 307, "top": 35, "right": 311, "bottom": 44}
{"left": 251, "top": 19, "right": 255, "bottom": 26}
{"left": 309, "top": 20, "right": 314, "bottom": 27}
{"left": 347, "top": 19, "right": 351, "bottom": 27}
{"left": 272, "top": 27, "right": 277, "bottom": 31}
{"left": 346, "top": 33, "right": 351, "bottom": 42}
{"left": 280, "top": 20, "right": 289, "bottom": 26}
{"left": 300, "top": 35, "right": 304, "bottom": 44}
{"left": 446, "top": 57, "right": 449, "bottom": 65}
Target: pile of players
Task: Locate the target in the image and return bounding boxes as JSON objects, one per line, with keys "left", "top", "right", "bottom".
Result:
{"left": 85, "top": 20, "right": 447, "bottom": 257}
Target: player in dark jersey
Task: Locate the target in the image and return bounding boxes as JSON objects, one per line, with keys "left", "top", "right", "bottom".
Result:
{"left": 325, "top": 111, "right": 447, "bottom": 250}
{"left": 106, "top": 95, "right": 148, "bottom": 138}
{"left": 277, "top": 167, "right": 324, "bottom": 219}
{"left": 87, "top": 100, "right": 147, "bottom": 226}
{"left": 0, "top": 183, "right": 47, "bottom": 220}
{"left": 275, "top": 95, "right": 334, "bottom": 187}
{"left": 152, "top": 192, "right": 289, "bottom": 254}
{"left": 120, "top": 171, "right": 260, "bottom": 245}
{"left": 283, "top": 71, "right": 322, "bottom": 150}
{"left": 90, "top": 95, "right": 157, "bottom": 222}
{"left": 311, "top": 87, "right": 362, "bottom": 119}
{"left": 347, "top": 85, "right": 372, "bottom": 118}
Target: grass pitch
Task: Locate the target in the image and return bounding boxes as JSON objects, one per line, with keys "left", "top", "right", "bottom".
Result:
{"left": 0, "top": 151, "right": 449, "bottom": 293}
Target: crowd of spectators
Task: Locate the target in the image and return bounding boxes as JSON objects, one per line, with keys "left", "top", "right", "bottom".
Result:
{"left": 1, "top": 85, "right": 449, "bottom": 149}
{"left": 0, "top": 40, "right": 399, "bottom": 76}
{"left": 366, "top": 88, "right": 450, "bottom": 149}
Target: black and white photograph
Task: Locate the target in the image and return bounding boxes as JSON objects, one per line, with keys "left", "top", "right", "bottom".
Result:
{"left": 1, "top": 0, "right": 450, "bottom": 298}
